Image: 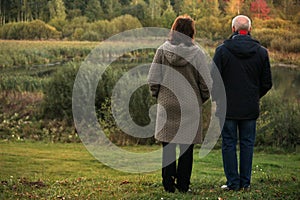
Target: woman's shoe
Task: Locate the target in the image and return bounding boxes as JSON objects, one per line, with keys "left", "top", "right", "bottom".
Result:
{"left": 175, "top": 183, "right": 190, "bottom": 193}
{"left": 163, "top": 178, "right": 175, "bottom": 193}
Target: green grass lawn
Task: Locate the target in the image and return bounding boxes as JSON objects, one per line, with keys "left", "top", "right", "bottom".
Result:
{"left": 0, "top": 142, "right": 299, "bottom": 200}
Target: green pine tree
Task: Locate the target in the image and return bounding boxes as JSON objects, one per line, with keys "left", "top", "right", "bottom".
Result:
{"left": 85, "top": 0, "right": 104, "bottom": 22}
{"left": 48, "top": 0, "right": 66, "bottom": 20}
{"left": 161, "top": 0, "right": 177, "bottom": 28}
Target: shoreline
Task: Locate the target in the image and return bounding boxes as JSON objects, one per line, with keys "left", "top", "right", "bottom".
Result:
{"left": 271, "top": 63, "right": 300, "bottom": 70}
{"left": 0, "top": 40, "right": 299, "bottom": 70}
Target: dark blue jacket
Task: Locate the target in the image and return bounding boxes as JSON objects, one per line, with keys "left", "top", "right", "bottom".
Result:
{"left": 213, "top": 33, "right": 272, "bottom": 120}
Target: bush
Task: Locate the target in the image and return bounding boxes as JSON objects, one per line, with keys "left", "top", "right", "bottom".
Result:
{"left": 89, "top": 15, "right": 142, "bottom": 40}
{"left": 251, "top": 18, "right": 300, "bottom": 53}
{"left": 285, "top": 38, "right": 300, "bottom": 53}
{"left": 294, "top": 12, "right": 300, "bottom": 25}
{"left": 80, "top": 30, "right": 100, "bottom": 41}
{"left": 0, "top": 75, "right": 45, "bottom": 92}
{"left": 111, "top": 14, "right": 143, "bottom": 34}
{"left": 254, "top": 18, "right": 289, "bottom": 29}
{"left": 7, "top": 23, "right": 27, "bottom": 39}
{"left": 0, "top": 23, "right": 13, "bottom": 38}
{"left": 252, "top": 28, "right": 277, "bottom": 47}
{"left": 48, "top": 18, "right": 67, "bottom": 32}
{"left": 73, "top": 28, "right": 85, "bottom": 40}
{"left": 0, "top": 20, "right": 61, "bottom": 40}
{"left": 62, "top": 16, "right": 89, "bottom": 39}
{"left": 252, "top": 28, "right": 296, "bottom": 49}
{"left": 99, "top": 98, "right": 156, "bottom": 145}
{"left": 42, "top": 59, "right": 156, "bottom": 144}
{"left": 257, "top": 91, "right": 300, "bottom": 150}
{"left": 42, "top": 63, "right": 79, "bottom": 123}
{"left": 270, "top": 37, "right": 286, "bottom": 52}
{"left": 271, "top": 38, "right": 300, "bottom": 53}
{"left": 90, "top": 20, "right": 111, "bottom": 40}
{"left": 27, "top": 20, "right": 61, "bottom": 39}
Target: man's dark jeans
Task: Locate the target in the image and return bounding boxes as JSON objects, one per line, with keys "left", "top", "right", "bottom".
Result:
{"left": 221, "top": 119, "right": 256, "bottom": 190}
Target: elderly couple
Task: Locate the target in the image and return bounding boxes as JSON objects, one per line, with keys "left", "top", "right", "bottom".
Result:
{"left": 147, "top": 15, "right": 272, "bottom": 193}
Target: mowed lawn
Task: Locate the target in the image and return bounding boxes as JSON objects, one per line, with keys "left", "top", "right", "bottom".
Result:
{"left": 0, "top": 142, "right": 299, "bottom": 200}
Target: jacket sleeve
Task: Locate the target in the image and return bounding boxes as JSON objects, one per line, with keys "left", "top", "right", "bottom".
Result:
{"left": 147, "top": 48, "right": 163, "bottom": 98}
{"left": 195, "top": 48, "right": 212, "bottom": 104}
{"left": 198, "top": 74, "right": 210, "bottom": 103}
{"left": 213, "top": 46, "right": 223, "bottom": 74}
{"left": 259, "top": 49, "right": 272, "bottom": 98}
{"left": 211, "top": 46, "right": 223, "bottom": 102}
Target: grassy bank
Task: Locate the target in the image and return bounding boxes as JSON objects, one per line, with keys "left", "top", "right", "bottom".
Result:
{"left": 0, "top": 40, "right": 98, "bottom": 68}
{"left": 0, "top": 40, "right": 299, "bottom": 68}
{"left": 0, "top": 142, "right": 299, "bottom": 199}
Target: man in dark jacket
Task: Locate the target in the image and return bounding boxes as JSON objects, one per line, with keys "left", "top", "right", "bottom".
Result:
{"left": 213, "top": 15, "right": 272, "bottom": 191}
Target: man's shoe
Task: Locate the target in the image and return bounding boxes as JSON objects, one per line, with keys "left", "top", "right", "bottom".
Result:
{"left": 240, "top": 186, "right": 251, "bottom": 192}
{"left": 220, "top": 185, "right": 239, "bottom": 191}
{"left": 221, "top": 185, "right": 230, "bottom": 190}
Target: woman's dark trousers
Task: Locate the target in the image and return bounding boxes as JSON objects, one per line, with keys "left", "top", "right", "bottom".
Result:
{"left": 162, "top": 142, "right": 194, "bottom": 193}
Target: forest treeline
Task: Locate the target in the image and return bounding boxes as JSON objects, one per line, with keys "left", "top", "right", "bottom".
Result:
{"left": 0, "top": 0, "right": 300, "bottom": 52}
{"left": 1, "top": 0, "right": 300, "bottom": 24}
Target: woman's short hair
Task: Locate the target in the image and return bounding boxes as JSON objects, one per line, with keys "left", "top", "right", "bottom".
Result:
{"left": 169, "top": 14, "right": 195, "bottom": 46}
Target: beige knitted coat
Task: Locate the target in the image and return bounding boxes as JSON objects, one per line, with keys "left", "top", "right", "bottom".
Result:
{"left": 148, "top": 41, "right": 212, "bottom": 144}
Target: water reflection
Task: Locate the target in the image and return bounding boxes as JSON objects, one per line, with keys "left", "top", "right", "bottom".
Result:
{"left": 271, "top": 66, "right": 300, "bottom": 100}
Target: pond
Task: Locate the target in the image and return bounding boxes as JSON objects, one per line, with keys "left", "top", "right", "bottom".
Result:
{"left": 271, "top": 66, "right": 300, "bottom": 101}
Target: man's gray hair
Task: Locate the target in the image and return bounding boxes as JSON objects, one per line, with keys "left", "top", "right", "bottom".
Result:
{"left": 232, "top": 15, "right": 252, "bottom": 31}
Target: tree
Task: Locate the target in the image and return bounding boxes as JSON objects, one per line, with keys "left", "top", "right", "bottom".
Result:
{"left": 48, "top": 0, "right": 67, "bottom": 20}
{"left": 85, "top": 0, "right": 104, "bottom": 22}
{"left": 102, "top": 0, "right": 122, "bottom": 19}
{"left": 148, "top": 0, "right": 163, "bottom": 20}
{"left": 179, "top": 0, "right": 220, "bottom": 20}
{"left": 276, "top": 0, "right": 300, "bottom": 20}
{"left": 5, "top": 0, "right": 22, "bottom": 22}
{"left": 181, "top": 0, "right": 202, "bottom": 20}
{"left": 66, "top": 9, "right": 82, "bottom": 21}
{"left": 121, "top": 0, "right": 147, "bottom": 23}
{"left": 205, "top": 0, "right": 221, "bottom": 17}
{"left": 65, "top": 0, "right": 87, "bottom": 12}
{"left": 161, "top": 1, "right": 176, "bottom": 28}
{"left": 225, "top": 0, "right": 244, "bottom": 16}
{"left": 143, "top": 0, "right": 164, "bottom": 26}
{"left": 250, "top": 0, "right": 271, "bottom": 19}
{"left": 196, "top": 15, "right": 223, "bottom": 40}
{"left": 172, "top": 0, "right": 183, "bottom": 14}
{"left": 119, "top": 0, "right": 131, "bottom": 5}
{"left": 28, "top": 0, "right": 49, "bottom": 21}
{"left": 219, "top": 0, "right": 229, "bottom": 14}
{"left": 19, "top": 0, "right": 33, "bottom": 22}
{"left": 0, "top": 0, "right": 9, "bottom": 24}
{"left": 240, "top": 0, "right": 252, "bottom": 16}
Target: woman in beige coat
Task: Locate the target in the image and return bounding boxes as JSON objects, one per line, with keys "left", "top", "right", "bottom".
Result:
{"left": 148, "top": 15, "right": 211, "bottom": 193}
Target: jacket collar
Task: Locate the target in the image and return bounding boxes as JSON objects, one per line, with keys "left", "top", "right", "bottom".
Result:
{"left": 230, "top": 31, "right": 251, "bottom": 39}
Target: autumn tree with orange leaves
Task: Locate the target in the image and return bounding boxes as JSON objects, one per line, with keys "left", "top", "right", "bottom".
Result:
{"left": 250, "top": 0, "right": 271, "bottom": 19}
